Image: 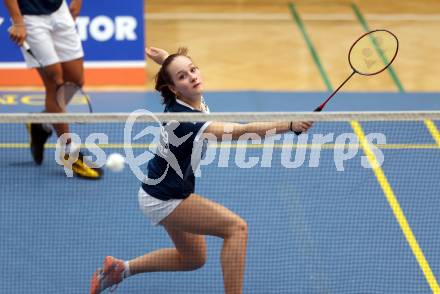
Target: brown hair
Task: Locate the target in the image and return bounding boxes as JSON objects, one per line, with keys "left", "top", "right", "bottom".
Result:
{"left": 155, "top": 47, "right": 190, "bottom": 106}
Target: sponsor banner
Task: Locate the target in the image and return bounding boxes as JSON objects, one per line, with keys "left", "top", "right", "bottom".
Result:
{"left": 0, "top": 0, "right": 145, "bottom": 86}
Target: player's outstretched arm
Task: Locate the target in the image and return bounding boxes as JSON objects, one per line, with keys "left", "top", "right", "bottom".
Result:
{"left": 205, "top": 121, "right": 313, "bottom": 140}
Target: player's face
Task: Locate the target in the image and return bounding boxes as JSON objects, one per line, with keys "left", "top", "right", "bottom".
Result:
{"left": 168, "top": 56, "right": 204, "bottom": 98}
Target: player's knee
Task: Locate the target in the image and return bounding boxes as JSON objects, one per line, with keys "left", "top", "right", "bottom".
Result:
{"left": 70, "top": 77, "right": 84, "bottom": 88}
{"left": 44, "top": 67, "right": 64, "bottom": 85}
{"left": 181, "top": 251, "right": 206, "bottom": 271}
{"left": 189, "top": 254, "right": 206, "bottom": 270}
{"left": 228, "top": 217, "right": 248, "bottom": 239}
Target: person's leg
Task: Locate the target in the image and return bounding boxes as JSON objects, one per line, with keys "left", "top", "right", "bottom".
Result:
{"left": 90, "top": 217, "right": 207, "bottom": 294}
{"left": 61, "top": 57, "right": 84, "bottom": 86}
{"left": 26, "top": 63, "right": 67, "bottom": 165}
{"left": 38, "top": 63, "right": 69, "bottom": 137}
{"left": 160, "top": 194, "right": 248, "bottom": 294}
{"left": 91, "top": 194, "right": 247, "bottom": 294}
{"left": 49, "top": 57, "right": 102, "bottom": 180}
{"left": 129, "top": 227, "right": 206, "bottom": 273}
{"left": 48, "top": 1, "right": 83, "bottom": 145}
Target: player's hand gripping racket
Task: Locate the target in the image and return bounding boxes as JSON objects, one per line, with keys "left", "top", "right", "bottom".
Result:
{"left": 294, "top": 29, "right": 399, "bottom": 135}
{"left": 21, "top": 41, "right": 94, "bottom": 113}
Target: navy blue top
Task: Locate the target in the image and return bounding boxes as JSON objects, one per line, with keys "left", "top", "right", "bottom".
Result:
{"left": 141, "top": 100, "right": 211, "bottom": 201}
{"left": 18, "top": 0, "right": 63, "bottom": 15}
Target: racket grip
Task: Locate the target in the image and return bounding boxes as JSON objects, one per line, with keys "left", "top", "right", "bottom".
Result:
{"left": 8, "top": 30, "right": 40, "bottom": 66}
{"left": 22, "top": 41, "right": 36, "bottom": 59}
{"left": 8, "top": 27, "right": 30, "bottom": 50}
{"left": 293, "top": 106, "right": 322, "bottom": 135}
{"left": 314, "top": 106, "right": 323, "bottom": 112}
{"left": 22, "top": 40, "right": 30, "bottom": 51}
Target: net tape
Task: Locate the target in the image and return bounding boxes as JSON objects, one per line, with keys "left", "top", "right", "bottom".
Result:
{"left": 1, "top": 111, "right": 440, "bottom": 123}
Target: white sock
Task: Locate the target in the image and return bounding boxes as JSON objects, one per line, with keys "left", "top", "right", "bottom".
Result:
{"left": 42, "top": 123, "right": 52, "bottom": 133}
{"left": 64, "top": 142, "right": 80, "bottom": 155}
{"left": 123, "top": 261, "right": 131, "bottom": 279}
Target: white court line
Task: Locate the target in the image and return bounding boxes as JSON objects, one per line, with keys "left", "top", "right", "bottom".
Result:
{"left": 146, "top": 12, "right": 440, "bottom": 22}
{"left": 84, "top": 61, "right": 146, "bottom": 68}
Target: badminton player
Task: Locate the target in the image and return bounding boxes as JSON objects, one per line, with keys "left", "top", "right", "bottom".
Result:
{"left": 90, "top": 47, "right": 312, "bottom": 294}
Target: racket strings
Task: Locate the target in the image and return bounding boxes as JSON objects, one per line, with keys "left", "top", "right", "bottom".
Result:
{"left": 56, "top": 82, "right": 93, "bottom": 112}
{"left": 349, "top": 30, "right": 398, "bottom": 75}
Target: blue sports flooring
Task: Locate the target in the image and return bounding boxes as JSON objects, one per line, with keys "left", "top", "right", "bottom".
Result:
{"left": 1, "top": 90, "right": 440, "bottom": 293}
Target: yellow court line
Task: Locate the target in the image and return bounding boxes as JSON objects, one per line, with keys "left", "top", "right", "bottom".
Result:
{"left": 217, "top": 143, "right": 439, "bottom": 149}
{"left": 351, "top": 120, "right": 440, "bottom": 293}
{"left": 424, "top": 120, "right": 440, "bottom": 148}
{"left": 0, "top": 143, "right": 439, "bottom": 149}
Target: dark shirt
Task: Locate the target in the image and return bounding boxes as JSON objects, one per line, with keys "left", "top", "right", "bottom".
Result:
{"left": 18, "top": 0, "right": 63, "bottom": 15}
{"left": 141, "top": 99, "right": 211, "bottom": 201}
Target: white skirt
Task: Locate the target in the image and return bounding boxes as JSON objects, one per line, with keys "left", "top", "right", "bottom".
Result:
{"left": 138, "top": 188, "right": 183, "bottom": 226}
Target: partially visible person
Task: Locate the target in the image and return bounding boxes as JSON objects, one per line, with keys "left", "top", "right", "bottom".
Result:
{"left": 4, "top": 0, "right": 102, "bottom": 179}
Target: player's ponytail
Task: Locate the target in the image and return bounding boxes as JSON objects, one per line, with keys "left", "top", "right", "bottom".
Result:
{"left": 155, "top": 47, "right": 189, "bottom": 106}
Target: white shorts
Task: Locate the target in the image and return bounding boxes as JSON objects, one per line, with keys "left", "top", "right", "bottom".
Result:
{"left": 138, "top": 188, "right": 183, "bottom": 226}
{"left": 21, "top": 1, "right": 84, "bottom": 67}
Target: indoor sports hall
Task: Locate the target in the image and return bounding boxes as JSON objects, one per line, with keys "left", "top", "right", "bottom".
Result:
{"left": 1, "top": 0, "right": 440, "bottom": 293}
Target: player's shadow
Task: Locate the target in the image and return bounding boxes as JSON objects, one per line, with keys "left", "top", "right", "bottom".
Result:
{"left": 8, "top": 161, "right": 70, "bottom": 178}
{"left": 8, "top": 161, "right": 35, "bottom": 167}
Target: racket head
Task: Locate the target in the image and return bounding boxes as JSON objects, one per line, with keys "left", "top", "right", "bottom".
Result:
{"left": 56, "top": 82, "right": 93, "bottom": 113}
{"left": 348, "top": 29, "right": 399, "bottom": 76}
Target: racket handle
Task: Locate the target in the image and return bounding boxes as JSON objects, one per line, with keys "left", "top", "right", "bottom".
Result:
{"left": 22, "top": 40, "right": 30, "bottom": 51}
{"left": 7, "top": 26, "right": 28, "bottom": 49}
{"left": 21, "top": 41, "right": 43, "bottom": 68}
{"left": 314, "top": 106, "right": 323, "bottom": 112}
{"left": 8, "top": 27, "right": 31, "bottom": 51}
{"left": 293, "top": 106, "right": 323, "bottom": 135}
{"left": 22, "top": 41, "right": 37, "bottom": 60}
{"left": 7, "top": 29, "right": 43, "bottom": 68}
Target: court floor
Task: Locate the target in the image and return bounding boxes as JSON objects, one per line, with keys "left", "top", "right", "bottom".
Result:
{"left": 1, "top": 90, "right": 440, "bottom": 293}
